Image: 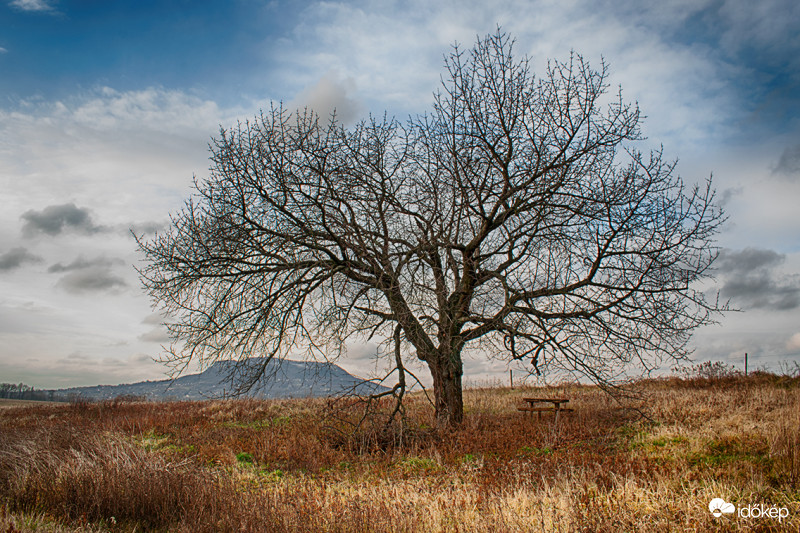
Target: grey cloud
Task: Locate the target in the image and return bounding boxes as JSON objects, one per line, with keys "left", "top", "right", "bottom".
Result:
{"left": 715, "top": 247, "right": 784, "bottom": 274}
{"left": 721, "top": 275, "right": 800, "bottom": 310}
{"left": 718, "top": 187, "right": 742, "bottom": 208}
{"left": 138, "top": 327, "right": 172, "bottom": 343}
{"left": 142, "top": 313, "right": 167, "bottom": 326}
{"left": 290, "top": 72, "right": 363, "bottom": 124}
{"left": 48, "top": 256, "right": 124, "bottom": 273}
{"left": 49, "top": 256, "right": 128, "bottom": 294}
{"left": 128, "top": 221, "right": 167, "bottom": 237}
{"left": 773, "top": 143, "right": 800, "bottom": 178}
{"left": 0, "top": 247, "right": 42, "bottom": 271}
{"left": 715, "top": 247, "right": 799, "bottom": 311}
{"left": 21, "top": 203, "right": 105, "bottom": 237}
{"left": 55, "top": 267, "right": 127, "bottom": 293}
{"left": 52, "top": 352, "right": 95, "bottom": 369}
{"left": 139, "top": 314, "right": 173, "bottom": 343}
{"left": 131, "top": 353, "right": 155, "bottom": 364}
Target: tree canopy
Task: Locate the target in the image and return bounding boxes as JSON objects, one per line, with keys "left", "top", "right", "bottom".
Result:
{"left": 138, "top": 31, "right": 724, "bottom": 426}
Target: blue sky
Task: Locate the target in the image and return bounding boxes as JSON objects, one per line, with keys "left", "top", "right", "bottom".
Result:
{"left": 1, "top": 1, "right": 299, "bottom": 103}
{"left": 1, "top": 0, "right": 799, "bottom": 388}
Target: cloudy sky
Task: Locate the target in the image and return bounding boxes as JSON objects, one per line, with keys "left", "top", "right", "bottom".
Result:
{"left": 1, "top": 0, "right": 798, "bottom": 389}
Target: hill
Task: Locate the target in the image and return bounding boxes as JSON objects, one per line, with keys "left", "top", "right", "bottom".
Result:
{"left": 46, "top": 358, "right": 385, "bottom": 401}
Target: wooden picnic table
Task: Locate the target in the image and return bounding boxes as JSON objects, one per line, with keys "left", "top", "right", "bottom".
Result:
{"left": 518, "top": 397, "right": 574, "bottom": 421}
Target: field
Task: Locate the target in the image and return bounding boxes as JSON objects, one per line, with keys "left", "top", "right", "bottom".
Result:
{"left": 0, "top": 399, "right": 67, "bottom": 409}
{"left": 0, "top": 372, "right": 798, "bottom": 532}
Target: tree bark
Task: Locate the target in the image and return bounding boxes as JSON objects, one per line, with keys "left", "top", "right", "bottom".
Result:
{"left": 428, "top": 356, "right": 464, "bottom": 427}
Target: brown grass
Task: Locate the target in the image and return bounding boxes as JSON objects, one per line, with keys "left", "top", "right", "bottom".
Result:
{"left": 0, "top": 373, "right": 798, "bottom": 532}
{"left": 0, "top": 399, "right": 67, "bottom": 409}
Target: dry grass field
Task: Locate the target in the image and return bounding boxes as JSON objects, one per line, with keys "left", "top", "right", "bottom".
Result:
{"left": 0, "top": 371, "right": 798, "bottom": 532}
{"left": 0, "top": 399, "right": 67, "bottom": 409}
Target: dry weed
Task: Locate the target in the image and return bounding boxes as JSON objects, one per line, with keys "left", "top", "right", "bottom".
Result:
{"left": 0, "top": 374, "right": 797, "bottom": 531}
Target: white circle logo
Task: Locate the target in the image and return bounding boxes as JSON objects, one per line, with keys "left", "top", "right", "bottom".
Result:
{"left": 709, "top": 498, "right": 736, "bottom": 517}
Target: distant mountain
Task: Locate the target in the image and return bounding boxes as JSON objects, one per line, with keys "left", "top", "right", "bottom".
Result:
{"left": 47, "top": 358, "right": 386, "bottom": 401}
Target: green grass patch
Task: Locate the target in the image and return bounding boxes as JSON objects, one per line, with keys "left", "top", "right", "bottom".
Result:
{"left": 140, "top": 429, "right": 171, "bottom": 451}
{"left": 518, "top": 445, "right": 553, "bottom": 456}
{"left": 236, "top": 451, "right": 254, "bottom": 464}
{"left": 395, "top": 456, "right": 440, "bottom": 473}
{"left": 222, "top": 415, "right": 293, "bottom": 430}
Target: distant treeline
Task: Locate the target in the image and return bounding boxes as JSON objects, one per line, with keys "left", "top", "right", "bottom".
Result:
{"left": 0, "top": 382, "right": 68, "bottom": 402}
{"left": 0, "top": 383, "right": 151, "bottom": 403}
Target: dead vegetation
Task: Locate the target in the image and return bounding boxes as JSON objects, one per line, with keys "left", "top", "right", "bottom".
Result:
{"left": 0, "top": 372, "right": 798, "bottom": 532}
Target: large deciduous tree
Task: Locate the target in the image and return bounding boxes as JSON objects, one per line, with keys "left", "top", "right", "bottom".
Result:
{"left": 138, "top": 32, "right": 724, "bottom": 427}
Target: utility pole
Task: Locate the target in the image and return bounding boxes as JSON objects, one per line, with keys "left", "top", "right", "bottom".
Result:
{"left": 509, "top": 369, "right": 513, "bottom": 389}
{"left": 745, "top": 352, "right": 748, "bottom": 376}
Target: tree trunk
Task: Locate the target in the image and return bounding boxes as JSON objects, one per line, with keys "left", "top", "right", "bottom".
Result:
{"left": 428, "top": 357, "right": 464, "bottom": 427}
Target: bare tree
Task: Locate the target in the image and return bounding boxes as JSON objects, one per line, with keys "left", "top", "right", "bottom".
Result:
{"left": 137, "top": 31, "right": 724, "bottom": 427}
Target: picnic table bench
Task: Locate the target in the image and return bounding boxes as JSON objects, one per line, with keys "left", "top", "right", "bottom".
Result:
{"left": 517, "top": 397, "right": 574, "bottom": 422}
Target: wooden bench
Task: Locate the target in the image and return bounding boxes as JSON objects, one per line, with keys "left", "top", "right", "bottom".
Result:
{"left": 518, "top": 397, "right": 573, "bottom": 422}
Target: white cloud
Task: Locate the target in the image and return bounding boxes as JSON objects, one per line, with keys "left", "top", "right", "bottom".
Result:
{"left": 0, "top": 47, "right": 8, "bottom": 54}
{"left": 1, "top": 0, "right": 798, "bottom": 387}
{"left": 788, "top": 333, "right": 800, "bottom": 352}
{"left": 0, "top": 88, "right": 231, "bottom": 231}
{"left": 266, "top": 0, "right": 747, "bottom": 155}
{"left": 9, "top": 0, "right": 54, "bottom": 12}
{"left": 0, "top": 88, "right": 262, "bottom": 387}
